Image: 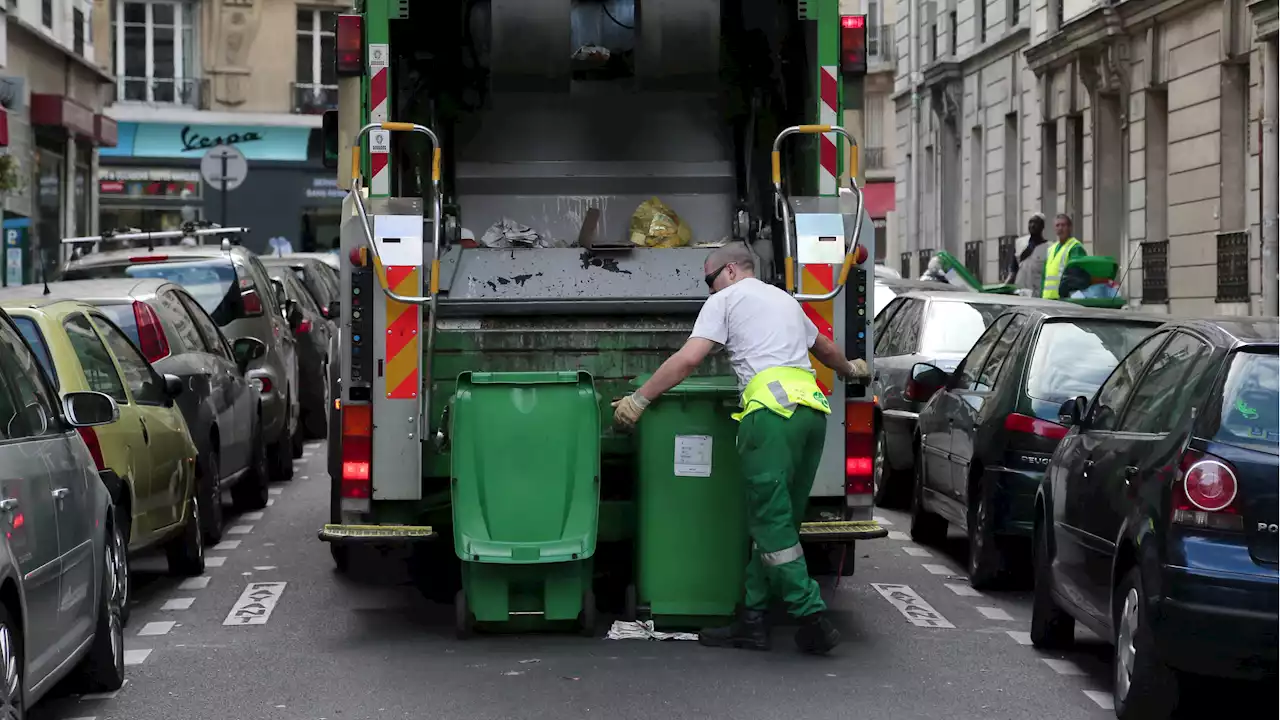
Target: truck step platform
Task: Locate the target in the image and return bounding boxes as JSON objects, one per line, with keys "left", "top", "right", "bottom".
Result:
{"left": 318, "top": 524, "right": 437, "bottom": 545}
{"left": 799, "top": 520, "right": 888, "bottom": 542}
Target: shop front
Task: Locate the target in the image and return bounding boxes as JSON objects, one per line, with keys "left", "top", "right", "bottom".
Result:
{"left": 99, "top": 119, "right": 343, "bottom": 255}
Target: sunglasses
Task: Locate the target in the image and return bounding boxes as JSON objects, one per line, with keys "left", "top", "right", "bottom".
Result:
{"left": 705, "top": 263, "right": 731, "bottom": 289}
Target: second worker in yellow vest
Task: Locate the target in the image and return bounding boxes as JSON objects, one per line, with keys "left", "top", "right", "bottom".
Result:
{"left": 1041, "top": 213, "right": 1087, "bottom": 299}
{"left": 612, "top": 242, "right": 868, "bottom": 655}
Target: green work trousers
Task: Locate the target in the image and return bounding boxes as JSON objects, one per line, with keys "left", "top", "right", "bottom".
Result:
{"left": 738, "top": 405, "right": 827, "bottom": 618}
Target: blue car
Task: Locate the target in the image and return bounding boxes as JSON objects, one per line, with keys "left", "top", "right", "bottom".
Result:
{"left": 1032, "top": 317, "right": 1277, "bottom": 719}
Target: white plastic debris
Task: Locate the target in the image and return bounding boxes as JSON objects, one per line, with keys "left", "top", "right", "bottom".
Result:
{"left": 605, "top": 620, "right": 698, "bottom": 641}
{"left": 481, "top": 218, "right": 540, "bottom": 248}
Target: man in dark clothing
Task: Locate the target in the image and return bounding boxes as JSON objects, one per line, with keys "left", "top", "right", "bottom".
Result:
{"left": 1003, "top": 213, "right": 1048, "bottom": 284}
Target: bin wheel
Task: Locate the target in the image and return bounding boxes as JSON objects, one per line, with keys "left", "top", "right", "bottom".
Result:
{"left": 624, "top": 584, "right": 637, "bottom": 622}
{"left": 579, "top": 590, "right": 597, "bottom": 638}
{"left": 454, "top": 590, "right": 473, "bottom": 640}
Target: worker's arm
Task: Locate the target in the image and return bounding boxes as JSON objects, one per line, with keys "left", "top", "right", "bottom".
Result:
{"left": 811, "top": 334, "right": 869, "bottom": 382}
{"left": 634, "top": 337, "right": 717, "bottom": 403}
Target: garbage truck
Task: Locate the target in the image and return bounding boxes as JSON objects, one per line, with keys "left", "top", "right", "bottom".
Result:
{"left": 318, "top": 0, "right": 887, "bottom": 634}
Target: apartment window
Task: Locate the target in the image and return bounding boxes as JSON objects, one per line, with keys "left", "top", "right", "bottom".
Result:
{"left": 1065, "top": 114, "right": 1084, "bottom": 224}
{"left": 1003, "top": 114, "right": 1018, "bottom": 235}
{"left": 296, "top": 9, "right": 338, "bottom": 90}
{"left": 114, "top": 0, "right": 199, "bottom": 104}
{"left": 977, "top": 0, "right": 986, "bottom": 44}
{"left": 948, "top": 11, "right": 957, "bottom": 55}
{"left": 970, "top": 127, "right": 984, "bottom": 242}
{"left": 74, "top": 8, "right": 85, "bottom": 56}
{"left": 42, "top": 0, "right": 52, "bottom": 27}
{"left": 1041, "top": 120, "right": 1058, "bottom": 219}
{"left": 929, "top": 23, "right": 938, "bottom": 62}
{"left": 1141, "top": 240, "right": 1169, "bottom": 304}
{"left": 1009, "top": 0, "right": 1021, "bottom": 27}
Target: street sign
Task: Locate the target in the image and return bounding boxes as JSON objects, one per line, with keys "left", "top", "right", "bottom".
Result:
{"left": 200, "top": 144, "right": 248, "bottom": 191}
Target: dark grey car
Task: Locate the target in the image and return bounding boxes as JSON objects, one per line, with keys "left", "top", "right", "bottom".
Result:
{"left": 0, "top": 308, "right": 127, "bottom": 714}
{"left": 0, "top": 279, "right": 273, "bottom": 543}
{"left": 268, "top": 269, "right": 336, "bottom": 440}
{"left": 62, "top": 245, "right": 301, "bottom": 483}
{"left": 872, "top": 292, "right": 1055, "bottom": 507}
{"left": 263, "top": 256, "right": 340, "bottom": 327}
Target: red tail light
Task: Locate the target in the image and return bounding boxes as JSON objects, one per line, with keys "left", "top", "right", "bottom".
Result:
{"left": 340, "top": 405, "right": 372, "bottom": 499}
{"left": 129, "top": 255, "right": 169, "bottom": 263}
{"left": 1172, "top": 449, "right": 1242, "bottom": 530}
{"left": 845, "top": 401, "right": 875, "bottom": 500}
{"left": 296, "top": 318, "right": 313, "bottom": 334}
{"left": 250, "top": 376, "right": 273, "bottom": 394}
{"left": 241, "top": 288, "right": 264, "bottom": 316}
{"left": 840, "top": 15, "right": 868, "bottom": 73}
{"left": 1004, "top": 413, "right": 1068, "bottom": 440}
{"left": 77, "top": 427, "right": 106, "bottom": 471}
{"left": 132, "top": 301, "right": 170, "bottom": 363}
{"left": 336, "top": 15, "right": 364, "bottom": 76}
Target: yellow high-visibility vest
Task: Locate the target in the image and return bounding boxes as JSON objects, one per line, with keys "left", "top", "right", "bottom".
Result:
{"left": 1042, "top": 237, "right": 1083, "bottom": 299}
{"left": 733, "top": 366, "right": 831, "bottom": 422}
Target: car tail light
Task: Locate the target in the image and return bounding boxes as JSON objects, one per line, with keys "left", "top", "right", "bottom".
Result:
{"left": 296, "top": 318, "right": 313, "bottom": 334}
{"left": 241, "top": 288, "right": 264, "bottom": 316}
{"left": 77, "top": 427, "right": 106, "bottom": 470}
{"left": 336, "top": 15, "right": 364, "bottom": 76}
{"left": 250, "top": 377, "right": 273, "bottom": 394}
{"left": 132, "top": 301, "right": 170, "bottom": 363}
{"left": 129, "top": 255, "right": 169, "bottom": 263}
{"left": 845, "top": 401, "right": 874, "bottom": 503}
{"left": 1004, "top": 413, "right": 1068, "bottom": 440}
{"left": 340, "top": 404, "right": 372, "bottom": 499}
{"left": 1172, "top": 449, "right": 1243, "bottom": 531}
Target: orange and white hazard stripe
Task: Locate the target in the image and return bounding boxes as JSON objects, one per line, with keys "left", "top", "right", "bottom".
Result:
{"left": 383, "top": 266, "right": 420, "bottom": 400}
{"left": 801, "top": 264, "right": 835, "bottom": 395}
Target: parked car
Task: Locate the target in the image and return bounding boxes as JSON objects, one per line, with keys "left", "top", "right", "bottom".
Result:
{"left": 907, "top": 304, "right": 1162, "bottom": 587}
{"left": 263, "top": 255, "right": 341, "bottom": 324}
{"left": 1, "top": 298, "right": 206, "bottom": 615}
{"left": 0, "top": 307, "right": 128, "bottom": 711}
{"left": 267, "top": 269, "right": 336, "bottom": 440}
{"left": 0, "top": 279, "right": 273, "bottom": 543}
{"left": 873, "top": 277, "right": 967, "bottom": 319}
{"left": 285, "top": 251, "right": 341, "bottom": 273}
{"left": 1032, "top": 318, "right": 1278, "bottom": 719}
{"left": 871, "top": 293, "right": 1053, "bottom": 507}
{"left": 62, "top": 245, "right": 301, "bottom": 482}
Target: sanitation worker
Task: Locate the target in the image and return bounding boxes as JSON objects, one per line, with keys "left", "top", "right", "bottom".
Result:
{"left": 1041, "top": 213, "right": 1086, "bottom": 299}
{"left": 612, "top": 242, "right": 868, "bottom": 655}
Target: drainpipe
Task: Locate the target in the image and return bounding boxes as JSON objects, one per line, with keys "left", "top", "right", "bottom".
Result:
{"left": 909, "top": 0, "right": 920, "bottom": 270}
{"left": 1263, "top": 39, "right": 1278, "bottom": 316}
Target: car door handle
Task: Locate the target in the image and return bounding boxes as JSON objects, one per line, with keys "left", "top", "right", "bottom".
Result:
{"left": 51, "top": 488, "right": 69, "bottom": 501}
{"left": 0, "top": 498, "right": 18, "bottom": 513}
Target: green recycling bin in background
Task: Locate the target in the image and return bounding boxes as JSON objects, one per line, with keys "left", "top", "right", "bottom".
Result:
{"left": 449, "top": 371, "right": 601, "bottom": 637}
{"left": 628, "top": 375, "right": 748, "bottom": 630}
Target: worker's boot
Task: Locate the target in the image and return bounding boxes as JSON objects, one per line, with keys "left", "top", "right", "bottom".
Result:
{"left": 794, "top": 611, "right": 841, "bottom": 655}
{"left": 698, "top": 608, "right": 771, "bottom": 651}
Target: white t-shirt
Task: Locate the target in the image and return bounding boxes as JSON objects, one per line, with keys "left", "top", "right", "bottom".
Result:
{"left": 690, "top": 277, "right": 819, "bottom": 388}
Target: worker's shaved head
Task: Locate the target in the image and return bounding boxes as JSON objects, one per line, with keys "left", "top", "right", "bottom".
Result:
{"left": 705, "top": 243, "right": 755, "bottom": 274}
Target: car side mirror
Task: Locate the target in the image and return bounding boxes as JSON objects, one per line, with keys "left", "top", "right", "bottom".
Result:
{"left": 326, "top": 299, "right": 341, "bottom": 320}
{"left": 906, "top": 363, "right": 949, "bottom": 402}
{"left": 1058, "top": 395, "right": 1088, "bottom": 427}
{"left": 63, "top": 391, "right": 119, "bottom": 427}
{"left": 232, "top": 337, "right": 268, "bottom": 372}
{"left": 163, "top": 373, "right": 184, "bottom": 400}
{"left": 286, "top": 300, "right": 303, "bottom": 329}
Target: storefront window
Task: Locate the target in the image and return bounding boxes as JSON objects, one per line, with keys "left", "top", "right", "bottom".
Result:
{"left": 34, "top": 146, "right": 64, "bottom": 281}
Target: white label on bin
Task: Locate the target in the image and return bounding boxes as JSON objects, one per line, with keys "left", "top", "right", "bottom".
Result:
{"left": 674, "top": 435, "right": 713, "bottom": 477}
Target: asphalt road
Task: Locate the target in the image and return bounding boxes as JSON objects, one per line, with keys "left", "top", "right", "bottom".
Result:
{"left": 26, "top": 442, "right": 1267, "bottom": 720}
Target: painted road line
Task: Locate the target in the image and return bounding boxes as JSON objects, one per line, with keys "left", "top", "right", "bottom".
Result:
{"left": 253, "top": 566, "right": 278, "bottom": 571}
{"left": 65, "top": 716, "right": 99, "bottom": 719}
{"left": 873, "top": 516, "right": 894, "bottom": 526}
{"left": 161, "top": 598, "right": 195, "bottom": 611}
{"left": 1042, "top": 658, "right": 1086, "bottom": 676}
{"left": 945, "top": 583, "right": 982, "bottom": 597}
{"left": 241, "top": 511, "right": 264, "bottom": 521}
{"left": 298, "top": 475, "right": 309, "bottom": 481}
{"left": 886, "top": 531, "right": 911, "bottom": 541}
{"left": 1006, "top": 630, "right": 1033, "bottom": 645}
{"left": 213, "top": 540, "right": 241, "bottom": 551}
{"left": 976, "top": 606, "right": 1014, "bottom": 621}
{"left": 903, "top": 547, "right": 933, "bottom": 557}
{"left": 269, "top": 488, "right": 284, "bottom": 495}
{"left": 123, "top": 648, "right": 152, "bottom": 665}
{"left": 870, "top": 583, "right": 955, "bottom": 629}
{"left": 224, "top": 582, "right": 288, "bottom": 626}
{"left": 921, "top": 564, "right": 957, "bottom": 576}
{"left": 228, "top": 525, "right": 254, "bottom": 535}
{"left": 81, "top": 679, "right": 129, "bottom": 701}
{"left": 178, "top": 576, "right": 211, "bottom": 590}
{"left": 267, "top": 499, "right": 275, "bottom": 507}
{"left": 138, "top": 621, "right": 175, "bottom": 636}
{"left": 205, "top": 557, "right": 227, "bottom": 568}
{"left": 1082, "top": 690, "right": 1114, "bottom": 710}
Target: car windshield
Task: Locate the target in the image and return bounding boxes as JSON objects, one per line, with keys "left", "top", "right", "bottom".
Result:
{"left": 68, "top": 259, "right": 241, "bottom": 327}
{"left": 97, "top": 303, "right": 141, "bottom": 345}
{"left": 1025, "top": 320, "right": 1156, "bottom": 411}
{"left": 10, "top": 317, "right": 57, "bottom": 389}
{"left": 919, "top": 302, "right": 1009, "bottom": 355}
{"left": 1211, "top": 349, "right": 1278, "bottom": 455}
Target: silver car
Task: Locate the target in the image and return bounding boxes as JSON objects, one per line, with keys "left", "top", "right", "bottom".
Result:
{"left": 0, "top": 309, "right": 127, "bottom": 714}
{"left": 62, "top": 245, "right": 302, "bottom": 483}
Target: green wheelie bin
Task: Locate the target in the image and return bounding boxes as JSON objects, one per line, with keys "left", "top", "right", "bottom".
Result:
{"left": 627, "top": 375, "right": 749, "bottom": 630}
{"left": 449, "top": 371, "right": 601, "bottom": 637}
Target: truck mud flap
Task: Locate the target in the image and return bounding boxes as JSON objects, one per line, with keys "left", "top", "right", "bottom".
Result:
{"left": 798, "top": 520, "right": 888, "bottom": 543}
{"left": 318, "top": 524, "right": 437, "bottom": 545}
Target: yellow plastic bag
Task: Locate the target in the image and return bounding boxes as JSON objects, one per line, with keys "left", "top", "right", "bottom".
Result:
{"left": 629, "top": 197, "right": 693, "bottom": 248}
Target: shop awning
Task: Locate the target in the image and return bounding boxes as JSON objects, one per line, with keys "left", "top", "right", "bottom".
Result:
{"left": 30, "top": 94, "right": 96, "bottom": 140}
{"left": 100, "top": 121, "right": 312, "bottom": 161}
{"left": 862, "top": 181, "right": 895, "bottom": 219}
{"left": 95, "top": 115, "right": 118, "bottom": 148}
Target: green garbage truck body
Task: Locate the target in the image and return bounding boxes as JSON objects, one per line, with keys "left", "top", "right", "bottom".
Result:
{"left": 319, "top": 0, "right": 886, "bottom": 593}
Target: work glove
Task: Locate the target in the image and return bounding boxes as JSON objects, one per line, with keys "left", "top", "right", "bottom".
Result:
{"left": 612, "top": 393, "right": 650, "bottom": 429}
{"left": 839, "top": 359, "right": 871, "bottom": 383}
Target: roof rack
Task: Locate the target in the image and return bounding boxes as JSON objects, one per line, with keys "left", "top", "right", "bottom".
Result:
{"left": 62, "top": 222, "right": 250, "bottom": 253}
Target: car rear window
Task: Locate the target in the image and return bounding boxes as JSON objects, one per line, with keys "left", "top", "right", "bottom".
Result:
{"left": 920, "top": 302, "right": 1010, "bottom": 355}
{"left": 68, "top": 259, "right": 242, "bottom": 327}
{"left": 97, "top": 303, "right": 140, "bottom": 345}
{"left": 11, "top": 317, "right": 57, "bottom": 389}
{"left": 1024, "top": 320, "right": 1156, "bottom": 413}
{"left": 1211, "top": 349, "right": 1278, "bottom": 455}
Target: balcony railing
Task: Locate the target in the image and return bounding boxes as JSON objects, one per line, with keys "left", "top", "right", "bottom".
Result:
{"left": 293, "top": 83, "right": 338, "bottom": 114}
{"left": 867, "top": 24, "right": 895, "bottom": 67}
{"left": 115, "top": 77, "right": 209, "bottom": 108}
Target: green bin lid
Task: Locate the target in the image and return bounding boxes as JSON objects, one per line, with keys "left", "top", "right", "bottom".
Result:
{"left": 1066, "top": 255, "right": 1119, "bottom": 279}
{"left": 631, "top": 374, "right": 739, "bottom": 395}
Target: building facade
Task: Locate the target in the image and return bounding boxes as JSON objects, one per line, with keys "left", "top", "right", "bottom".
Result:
{"left": 892, "top": 0, "right": 1276, "bottom": 314}
{"left": 1, "top": 0, "right": 115, "bottom": 285}
{"left": 91, "top": 0, "right": 347, "bottom": 255}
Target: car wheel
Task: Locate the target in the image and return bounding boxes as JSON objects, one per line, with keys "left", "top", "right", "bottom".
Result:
{"left": 200, "top": 450, "right": 224, "bottom": 545}
{"left": 291, "top": 419, "right": 305, "bottom": 460}
{"left": 909, "top": 443, "right": 947, "bottom": 545}
{"left": 75, "top": 514, "right": 126, "bottom": 693}
{"left": 967, "top": 477, "right": 1002, "bottom": 590}
{"left": 872, "top": 431, "right": 907, "bottom": 509}
{"left": 1029, "top": 519, "right": 1075, "bottom": 649}
{"left": 166, "top": 497, "right": 206, "bottom": 576}
{"left": 232, "top": 437, "right": 270, "bottom": 511}
{"left": 1114, "top": 567, "right": 1179, "bottom": 720}
{"left": 0, "top": 606, "right": 24, "bottom": 720}
{"left": 114, "top": 519, "right": 131, "bottom": 628}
